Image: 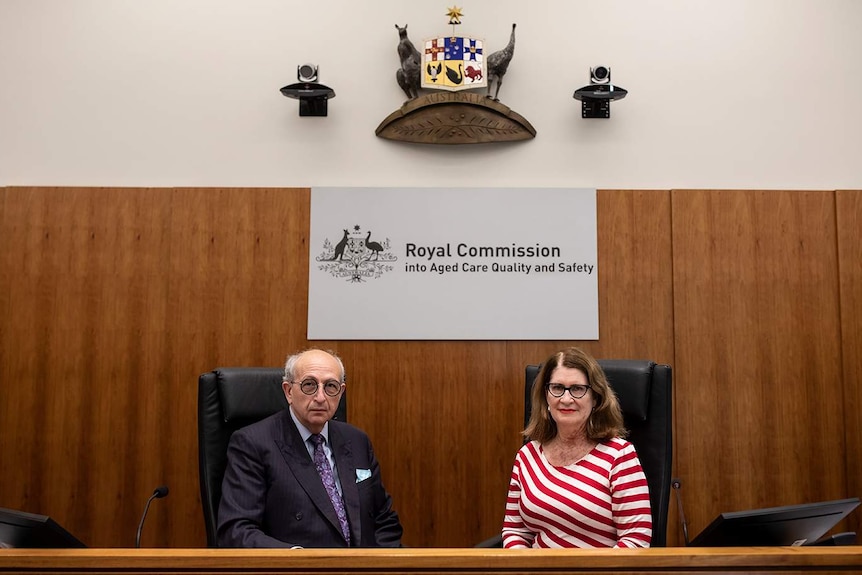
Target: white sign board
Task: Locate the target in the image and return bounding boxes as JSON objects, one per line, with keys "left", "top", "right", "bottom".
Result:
{"left": 308, "top": 187, "right": 598, "bottom": 340}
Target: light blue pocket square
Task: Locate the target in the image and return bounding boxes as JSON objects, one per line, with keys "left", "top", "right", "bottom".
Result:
{"left": 356, "top": 468, "right": 371, "bottom": 483}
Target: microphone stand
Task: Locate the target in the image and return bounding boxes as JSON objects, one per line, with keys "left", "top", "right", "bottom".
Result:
{"left": 671, "top": 477, "right": 689, "bottom": 546}
{"left": 136, "top": 486, "right": 169, "bottom": 548}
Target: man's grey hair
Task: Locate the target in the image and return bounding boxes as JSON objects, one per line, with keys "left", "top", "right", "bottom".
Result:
{"left": 283, "top": 349, "right": 346, "bottom": 384}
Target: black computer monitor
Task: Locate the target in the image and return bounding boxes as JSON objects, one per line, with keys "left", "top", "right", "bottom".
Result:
{"left": 0, "top": 507, "right": 86, "bottom": 548}
{"left": 689, "top": 497, "right": 860, "bottom": 547}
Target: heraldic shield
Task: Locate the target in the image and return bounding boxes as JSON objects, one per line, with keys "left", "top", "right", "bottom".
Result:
{"left": 421, "top": 36, "right": 487, "bottom": 91}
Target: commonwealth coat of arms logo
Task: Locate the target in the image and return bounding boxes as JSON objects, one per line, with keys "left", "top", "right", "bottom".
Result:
{"left": 315, "top": 225, "right": 397, "bottom": 283}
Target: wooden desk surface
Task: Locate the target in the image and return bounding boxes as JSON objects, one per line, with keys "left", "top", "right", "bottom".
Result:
{"left": 1, "top": 547, "right": 862, "bottom": 574}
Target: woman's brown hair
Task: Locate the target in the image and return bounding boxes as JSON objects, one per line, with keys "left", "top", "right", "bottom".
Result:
{"left": 523, "top": 347, "right": 627, "bottom": 444}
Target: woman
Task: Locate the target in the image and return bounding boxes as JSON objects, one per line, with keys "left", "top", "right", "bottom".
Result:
{"left": 502, "top": 347, "right": 652, "bottom": 548}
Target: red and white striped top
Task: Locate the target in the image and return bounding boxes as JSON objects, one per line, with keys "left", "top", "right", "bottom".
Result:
{"left": 502, "top": 437, "right": 652, "bottom": 548}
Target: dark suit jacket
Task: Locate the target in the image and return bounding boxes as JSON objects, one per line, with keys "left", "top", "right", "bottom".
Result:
{"left": 217, "top": 409, "right": 403, "bottom": 548}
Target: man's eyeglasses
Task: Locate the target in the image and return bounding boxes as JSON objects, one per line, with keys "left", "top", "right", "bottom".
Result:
{"left": 293, "top": 379, "right": 343, "bottom": 397}
{"left": 546, "top": 383, "right": 591, "bottom": 399}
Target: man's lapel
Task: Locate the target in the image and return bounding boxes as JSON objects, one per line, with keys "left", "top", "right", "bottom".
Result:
{"left": 274, "top": 411, "right": 344, "bottom": 537}
{"left": 330, "top": 424, "right": 361, "bottom": 545}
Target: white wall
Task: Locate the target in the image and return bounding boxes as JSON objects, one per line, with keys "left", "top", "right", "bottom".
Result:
{"left": 1, "top": 0, "right": 860, "bottom": 189}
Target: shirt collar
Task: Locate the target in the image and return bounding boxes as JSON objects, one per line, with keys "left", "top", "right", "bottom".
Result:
{"left": 288, "top": 405, "right": 330, "bottom": 444}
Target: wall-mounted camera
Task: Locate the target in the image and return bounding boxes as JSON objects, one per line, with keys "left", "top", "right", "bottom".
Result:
{"left": 590, "top": 65, "right": 611, "bottom": 85}
{"left": 297, "top": 63, "right": 318, "bottom": 83}
{"left": 573, "top": 65, "right": 628, "bottom": 119}
{"left": 280, "top": 63, "right": 335, "bottom": 117}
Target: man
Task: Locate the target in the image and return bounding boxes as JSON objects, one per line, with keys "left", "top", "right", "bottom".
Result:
{"left": 217, "top": 349, "right": 403, "bottom": 547}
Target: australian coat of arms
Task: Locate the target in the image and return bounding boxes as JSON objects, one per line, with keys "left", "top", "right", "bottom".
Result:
{"left": 376, "top": 6, "right": 535, "bottom": 145}
{"left": 315, "top": 226, "right": 397, "bottom": 283}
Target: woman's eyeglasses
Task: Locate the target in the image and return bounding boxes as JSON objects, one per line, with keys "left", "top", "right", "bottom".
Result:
{"left": 546, "top": 383, "right": 591, "bottom": 399}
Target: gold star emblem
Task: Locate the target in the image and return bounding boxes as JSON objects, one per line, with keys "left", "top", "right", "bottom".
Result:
{"left": 446, "top": 6, "right": 463, "bottom": 25}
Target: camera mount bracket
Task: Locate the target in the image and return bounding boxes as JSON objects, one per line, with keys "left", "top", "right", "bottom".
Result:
{"left": 573, "top": 84, "right": 628, "bottom": 118}
{"left": 279, "top": 82, "right": 336, "bottom": 117}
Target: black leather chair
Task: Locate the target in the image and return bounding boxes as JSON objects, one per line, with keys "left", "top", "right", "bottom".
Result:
{"left": 479, "top": 359, "right": 673, "bottom": 547}
{"left": 197, "top": 367, "right": 347, "bottom": 548}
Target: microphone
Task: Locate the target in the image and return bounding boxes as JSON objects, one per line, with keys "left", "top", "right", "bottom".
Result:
{"left": 671, "top": 477, "right": 690, "bottom": 546}
{"left": 135, "top": 485, "right": 169, "bottom": 548}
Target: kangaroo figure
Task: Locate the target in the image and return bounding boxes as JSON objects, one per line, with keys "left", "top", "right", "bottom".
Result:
{"left": 331, "top": 229, "right": 349, "bottom": 261}
{"left": 395, "top": 24, "right": 421, "bottom": 100}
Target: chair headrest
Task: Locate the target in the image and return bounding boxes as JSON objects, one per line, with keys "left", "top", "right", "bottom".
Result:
{"left": 598, "top": 359, "right": 653, "bottom": 422}
{"left": 213, "top": 368, "right": 288, "bottom": 424}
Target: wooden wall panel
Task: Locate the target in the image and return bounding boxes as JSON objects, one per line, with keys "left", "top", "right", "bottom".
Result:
{"left": 2, "top": 186, "right": 857, "bottom": 550}
{"left": 0, "top": 187, "right": 173, "bottom": 547}
{"left": 671, "top": 190, "right": 847, "bottom": 539}
{"left": 159, "top": 188, "right": 313, "bottom": 547}
{"left": 836, "top": 190, "right": 862, "bottom": 535}
{"left": 594, "top": 190, "right": 675, "bottom": 365}
{"left": 0, "top": 187, "right": 680, "bottom": 548}
{"left": 594, "top": 189, "right": 679, "bottom": 543}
